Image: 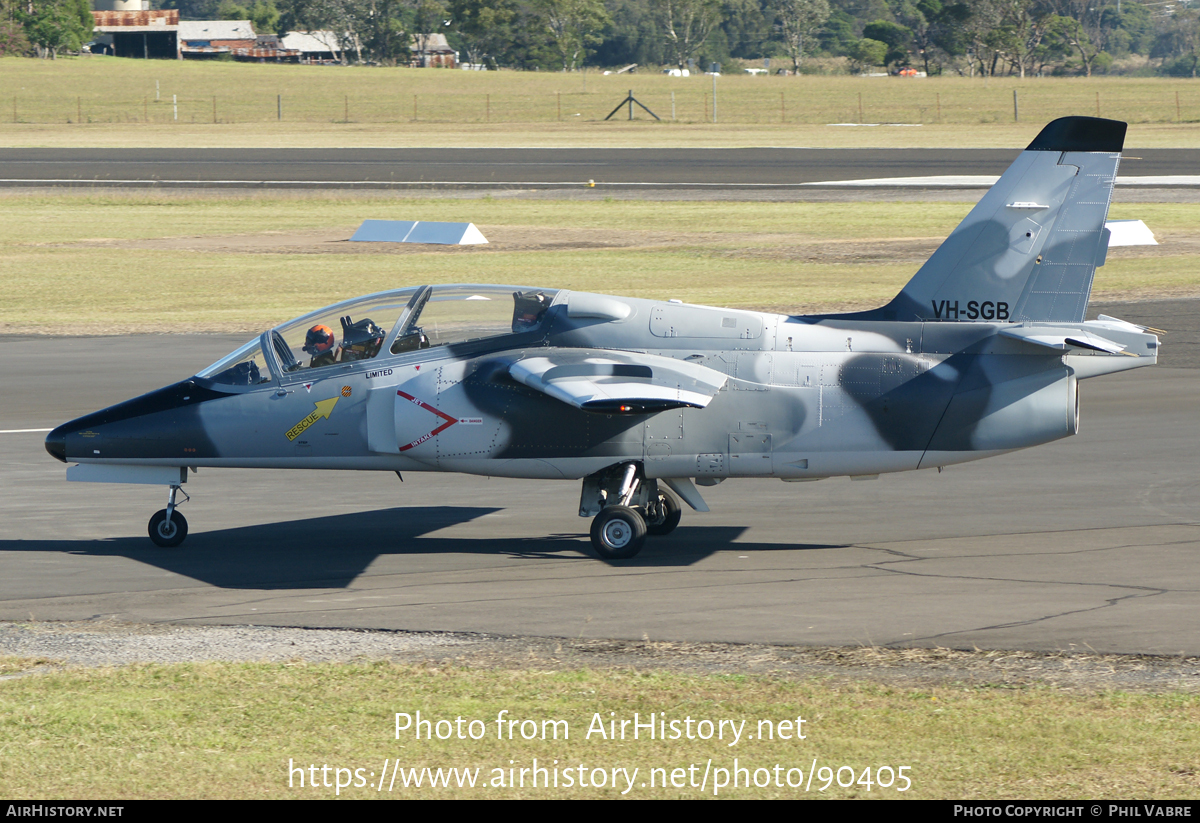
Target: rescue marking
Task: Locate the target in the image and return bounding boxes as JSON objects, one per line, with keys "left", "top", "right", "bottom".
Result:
{"left": 341, "top": 386, "right": 352, "bottom": 397}
{"left": 286, "top": 397, "right": 339, "bottom": 442}
{"left": 396, "top": 390, "right": 458, "bottom": 451}
{"left": 303, "top": 382, "right": 314, "bottom": 393}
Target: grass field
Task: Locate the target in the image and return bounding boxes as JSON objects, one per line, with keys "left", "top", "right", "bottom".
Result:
{"left": 0, "top": 190, "right": 1195, "bottom": 335}
{"left": 2, "top": 657, "right": 1198, "bottom": 799}
{"left": 5, "top": 57, "right": 1200, "bottom": 147}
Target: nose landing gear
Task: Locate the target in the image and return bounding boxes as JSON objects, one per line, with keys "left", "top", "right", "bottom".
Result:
{"left": 148, "top": 483, "right": 189, "bottom": 548}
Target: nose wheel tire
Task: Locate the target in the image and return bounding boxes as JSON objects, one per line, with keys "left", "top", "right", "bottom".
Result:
{"left": 148, "top": 509, "right": 188, "bottom": 548}
{"left": 590, "top": 505, "right": 647, "bottom": 560}
{"left": 645, "top": 492, "right": 682, "bottom": 536}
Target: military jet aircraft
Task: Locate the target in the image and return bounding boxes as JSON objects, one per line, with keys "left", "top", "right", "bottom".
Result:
{"left": 46, "top": 116, "right": 1160, "bottom": 559}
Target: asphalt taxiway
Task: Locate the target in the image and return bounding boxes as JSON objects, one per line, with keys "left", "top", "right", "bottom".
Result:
{"left": 2, "top": 147, "right": 1199, "bottom": 188}
{"left": 2, "top": 299, "right": 1197, "bottom": 655}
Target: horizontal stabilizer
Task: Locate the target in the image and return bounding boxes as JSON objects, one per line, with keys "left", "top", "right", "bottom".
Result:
{"left": 1095, "top": 314, "right": 1166, "bottom": 335}
{"left": 1000, "top": 326, "right": 1127, "bottom": 354}
{"left": 508, "top": 350, "right": 727, "bottom": 413}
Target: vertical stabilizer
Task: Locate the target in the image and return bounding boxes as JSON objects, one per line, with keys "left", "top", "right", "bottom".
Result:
{"left": 839, "top": 117, "right": 1126, "bottom": 324}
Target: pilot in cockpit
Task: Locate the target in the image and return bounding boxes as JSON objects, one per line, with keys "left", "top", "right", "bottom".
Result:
{"left": 303, "top": 324, "right": 339, "bottom": 368}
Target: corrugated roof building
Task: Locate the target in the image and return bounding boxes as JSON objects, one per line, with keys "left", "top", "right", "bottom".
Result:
{"left": 91, "top": 9, "right": 179, "bottom": 58}
{"left": 280, "top": 31, "right": 352, "bottom": 63}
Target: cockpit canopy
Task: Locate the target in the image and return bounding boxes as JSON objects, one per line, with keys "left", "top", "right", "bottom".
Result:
{"left": 197, "top": 285, "right": 558, "bottom": 386}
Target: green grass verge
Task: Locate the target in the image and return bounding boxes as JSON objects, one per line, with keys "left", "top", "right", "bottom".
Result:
{"left": 2, "top": 658, "right": 1197, "bottom": 799}
{"left": 0, "top": 191, "right": 1194, "bottom": 335}
{"left": 4, "top": 57, "right": 1200, "bottom": 147}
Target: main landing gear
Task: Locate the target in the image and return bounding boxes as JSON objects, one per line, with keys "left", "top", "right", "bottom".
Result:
{"left": 148, "top": 483, "right": 189, "bottom": 548}
{"left": 580, "top": 464, "right": 681, "bottom": 560}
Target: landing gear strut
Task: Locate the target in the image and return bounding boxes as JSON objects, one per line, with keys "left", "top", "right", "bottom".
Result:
{"left": 579, "top": 463, "right": 682, "bottom": 560}
{"left": 148, "top": 484, "right": 189, "bottom": 548}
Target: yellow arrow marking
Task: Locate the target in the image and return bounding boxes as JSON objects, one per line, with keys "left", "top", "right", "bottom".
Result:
{"left": 286, "top": 396, "right": 339, "bottom": 441}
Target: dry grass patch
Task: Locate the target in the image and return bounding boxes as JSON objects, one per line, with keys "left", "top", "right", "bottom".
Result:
{"left": 1, "top": 658, "right": 1198, "bottom": 799}
{"left": 4, "top": 58, "right": 1200, "bottom": 147}
{"left": 0, "top": 191, "right": 1195, "bottom": 335}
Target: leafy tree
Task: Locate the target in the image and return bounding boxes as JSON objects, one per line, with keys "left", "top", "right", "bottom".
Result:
{"left": 1045, "top": 0, "right": 1110, "bottom": 75}
{"left": 359, "top": 0, "right": 410, "bottom": 65}
{"left": 532, "top": 0, "right": 611, "bottom": 69}
{"left": 218, "top": 0, "right": 282, "bottom": 33}
{"left": 23, "top": 0, "right": 92, "bottom": 59}
{"left": 862, "top": 18, "right": 911, "bottom": 65}
{"left": 591, "top": 0, "right": 662, "bottom": 67}
{"left": 817, "top": 6, "right": 859, "bottom": 55}
{"left": 848, "top": 35, "right": 886, "bottom": 69}
{"left": 448, "top": 0, "right": 518, "bottom": 68}
{"left": 654, "top": 0, "right": 722, "bottom": 68}
{"left": 984, "top": 0, "right": 1052, "bottom": 77}
{"left": 902, "top": 0, "right": 970, "bottom": 74}
{"left": 1153, "top": 8, "right": 1200, "bottom": 77}
{"left": 1053, "top": 11, "right": 1098, "bottom": 74}
{"left": 721, "top": 0, "right": 772, "bottom": 59}
{"left": 775, "top": 0, "right": 830, "bottom": 71}
{"left": 0, "top": 0, "right": 32, "bottom": 56}
{"left": 1098, "top": 1, "right": 1149, "bottom": 57}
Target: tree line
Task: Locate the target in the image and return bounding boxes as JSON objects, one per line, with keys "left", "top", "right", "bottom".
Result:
{"left": 4, "top": 0, "right": 1200, "bottom": 77}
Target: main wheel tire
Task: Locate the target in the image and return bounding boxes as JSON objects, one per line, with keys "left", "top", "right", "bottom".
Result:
{"left": 148, "top": 509, "right": 188, "bottom": 548}
{"left": 645, "top": 492, "right": 682, "bottom": 536}
{"left": 590, "top": 505, "right": 647, "bottom": 560}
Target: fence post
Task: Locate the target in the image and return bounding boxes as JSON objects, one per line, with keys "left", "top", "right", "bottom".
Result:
{"left": 936, "top": 92, "right": 941, "bottom": 124}
{"left": 1013, "top": 89, "right": 1018, "bottom": 122}
{"left": 858, "top": 92, "right": 863, "bottom": 123}
{"left": 173, "top": 94, "right": 177, "bottom": 121}
{"left": 558, "top": 91, "right": 561, "bottom": 121}
{"left": 277, "top": 94, "right": 282, "bottom": 121}
{"left": 781, "top": 91, "right": 785, "bottom": 123}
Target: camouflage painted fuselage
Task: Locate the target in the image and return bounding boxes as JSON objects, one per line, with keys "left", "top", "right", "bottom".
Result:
{"left": 48, "top": 292, "right": 1157, "bottom": 484}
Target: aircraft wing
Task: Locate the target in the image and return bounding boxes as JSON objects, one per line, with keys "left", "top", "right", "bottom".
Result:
{"left": 507, "top": 350, "right": 728, "bottom": 413}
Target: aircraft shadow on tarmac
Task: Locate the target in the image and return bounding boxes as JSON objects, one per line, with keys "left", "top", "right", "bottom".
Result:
{"left": 2, "top": 506, "right": 849, "bottom": 588}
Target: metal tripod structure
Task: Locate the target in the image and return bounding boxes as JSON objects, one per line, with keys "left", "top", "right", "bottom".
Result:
{"left": 604, "top": 90, "right": 661, "bottom": 121}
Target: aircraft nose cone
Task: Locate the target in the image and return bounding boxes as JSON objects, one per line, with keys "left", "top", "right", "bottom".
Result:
{"left": 45, "top": 425, "right": 67, "bottom": 463}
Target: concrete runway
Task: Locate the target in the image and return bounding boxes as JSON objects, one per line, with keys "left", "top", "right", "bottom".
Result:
{"left": 3, "top": 147, "right": 1200, "bottom": 188}
{"left": 2, "top": 299, "right": 1197, "bottom": 655}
